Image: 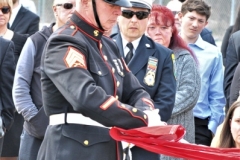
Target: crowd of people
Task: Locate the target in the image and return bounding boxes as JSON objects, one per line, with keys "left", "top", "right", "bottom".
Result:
{"left": 0, "top": 0, "right": 239, "bottom": 159}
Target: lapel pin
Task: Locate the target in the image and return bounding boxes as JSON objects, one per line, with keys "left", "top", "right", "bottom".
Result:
{"left": 145, "top": 44, "right": 150, "bottom": 48}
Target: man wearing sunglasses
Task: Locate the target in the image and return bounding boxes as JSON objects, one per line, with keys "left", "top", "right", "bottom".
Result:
{"left": 111, "top": 0, "right": 176, "bottom": 159}
{"left": 12, "top": 0, "right": 75, "bottom": 160}
{"left": 36, "top": 0, "right": 164, "bottom": 160}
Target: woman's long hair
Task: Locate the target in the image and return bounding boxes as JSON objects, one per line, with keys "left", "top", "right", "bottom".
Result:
{"left": 148, "top": 4, "right": 198, "bottom": 62}
{"left": 219, "top": 101, "right": 240, "bottom": 148}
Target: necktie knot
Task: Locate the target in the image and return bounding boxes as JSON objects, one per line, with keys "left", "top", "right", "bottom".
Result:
{"left": 125, "top": 42, "right": 134, "bottom": 64}
{"left": 126, "top": 42, "right": 134, "bottom": 51}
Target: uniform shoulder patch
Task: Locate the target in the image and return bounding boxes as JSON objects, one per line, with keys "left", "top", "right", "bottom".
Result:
{"left": 64, "top": 47, "right": 87, "bottom": 69}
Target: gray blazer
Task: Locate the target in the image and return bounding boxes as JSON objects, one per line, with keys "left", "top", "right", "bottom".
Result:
{"left": 161, "top": 48, "right": 201, "bottom": 160}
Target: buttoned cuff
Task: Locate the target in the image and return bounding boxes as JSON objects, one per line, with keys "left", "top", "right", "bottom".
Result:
{"left": 208, "top": 120, "right": 217, "bottom": 135}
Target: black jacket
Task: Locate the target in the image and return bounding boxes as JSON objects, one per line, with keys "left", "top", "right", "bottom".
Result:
{"left": 0, "top": 38, "right": 15, "bottom": 131}
{"left": 224, "top": 30, "right": 240, "bottom": 113}
{"left": 9, "top": 6, "right": 39, "bottom": 35}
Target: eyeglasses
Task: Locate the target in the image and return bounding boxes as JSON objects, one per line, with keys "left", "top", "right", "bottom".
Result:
{"left": 0, "top": 7, "right": 10, "bottom": 14}
{"left": 55, "top": 3, "right": 73, "bottom": 9}
{"left": 172, "top": 11, "right": 180, "bottom": 16}
{"left": 122, "top": 10, "right": 149, "bottom": 20}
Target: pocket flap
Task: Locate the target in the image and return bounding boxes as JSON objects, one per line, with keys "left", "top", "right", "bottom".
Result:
{"left": 62, "top": 125, "right": 111, "bottom": 147}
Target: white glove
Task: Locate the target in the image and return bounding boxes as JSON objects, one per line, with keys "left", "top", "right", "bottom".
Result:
{"left": 143, "top": 109, "right": 167, "bottom": 127}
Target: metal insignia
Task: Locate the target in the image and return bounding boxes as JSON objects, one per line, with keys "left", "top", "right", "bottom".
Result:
{"left": 143, "top": 56, "right": 158, "bottom": 86}
{"left": 94, "top": 30, "right": 99, "bottom": 37}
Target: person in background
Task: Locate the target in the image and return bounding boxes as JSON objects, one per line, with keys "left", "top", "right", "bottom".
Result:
{"left": 12, "top": 0, "right": 76, "bottom": 159}
{"left": 0, "top": 0, "right": 28, "bottom": 159}
{"left": 179, "top": 0, "right": 225, "bottom": 146}
{"left": 223, "top": 6, "right": 240, "bottom": 114}
{"left": 166, "top": 0, "right": 216, "bottom": 46}
{"left": 8, "top": 0, "right": 39, "bottom": 35}
{"left": 36, "top": 0, "right": 163, "bottom": 159}
{"left": 146, "top": 5, "right": 200, "bottom": 160}
{"left": 0, "top": 37, "right": 15, "bottom": 156}
{"left": 111, "top": 0, "right": 176, "bottom": 159}
{"left": 218, "top": 101, "right": 240, "bottom": 148}
{"left": 221, "top": 6, "right": 240, "bottom": 66}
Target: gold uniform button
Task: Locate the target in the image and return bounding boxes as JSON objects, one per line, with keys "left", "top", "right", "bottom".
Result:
{"left": 84, "top": 140, "right": 89, "bottom": 146}
{"left": 132, "top": 108, "right": 137, "bottom": 112}
{"left": 100, "top": 43, "right": 103, "bottom": 49}
{"left": 70, "top": 25, "right": 75, "bottom": 29}
{"left": 116, "top": 95, "right": 119, "bottom": 100}
{"left": 112, "top": 68, "right": 115, "bottom": 73}
{"left": 98, "top": 71, "right": 102, "bottom": 75}
{"left": 121, "top": 104, "right": 126, "bottom": 108}
{"left": 144, "top": 115, "right": 147, "bottom": 119}
{"left": 104, "top": 55, "right": 107, "bottom": 61}
{"left": 120, "top": 72, "right": 124, "bottom": 76}
{"left": 94, "top": 30, "right": 99, "bottom": 37}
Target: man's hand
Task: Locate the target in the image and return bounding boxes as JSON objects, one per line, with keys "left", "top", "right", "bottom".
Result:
{"left": 143, "top": 109, "right": 167, "bottom": 126}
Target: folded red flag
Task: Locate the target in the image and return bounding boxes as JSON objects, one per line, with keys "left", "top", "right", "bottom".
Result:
{"left": 110, "top": 125, "right": 240, "bottom": 160}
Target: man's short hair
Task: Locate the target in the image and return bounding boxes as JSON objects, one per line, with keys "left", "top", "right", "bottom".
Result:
{"left": 181, "top": 0, "right": 211, "bottom": 20}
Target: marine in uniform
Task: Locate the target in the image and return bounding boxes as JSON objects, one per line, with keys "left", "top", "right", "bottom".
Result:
{"left": 37, "top": 0, "right": 161, "bottom": 159}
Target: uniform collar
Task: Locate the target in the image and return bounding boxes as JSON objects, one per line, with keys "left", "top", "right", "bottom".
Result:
{"left": 70, "top": 11, "right": 104, "bottom": 41}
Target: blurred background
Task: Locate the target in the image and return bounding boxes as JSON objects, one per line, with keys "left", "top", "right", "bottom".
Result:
{"left": 28, "top": 0, "right": 240, "bottom": 48}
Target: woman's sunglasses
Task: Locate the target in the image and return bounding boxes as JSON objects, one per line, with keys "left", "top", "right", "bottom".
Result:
{"left": 55, "top": 3, "right": 73, "bottom": 10}
{"left": 0, "top": 7, "right": 10, "bottom": 14}
{"left": 122, "top": 10, "right": 150, "bottom": 20}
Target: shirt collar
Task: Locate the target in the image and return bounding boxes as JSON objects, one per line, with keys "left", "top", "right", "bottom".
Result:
{"left": 121, "top": 34, "right": 142, "bottom": 53}
{"left": 9, "top": 4, "right": 22, "bottom": 27}
{"left": 189, "top": 35, "right": 206, "bottom": 50}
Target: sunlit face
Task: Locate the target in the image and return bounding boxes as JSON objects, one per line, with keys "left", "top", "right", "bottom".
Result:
{"left": 0, "top": 3, "right": 10, "bottom": 27}
{"left": 118, "top": 7, "right": 149, "bottom": 42}
{"left": 230, "top": 107, "right": 240, "bottom": 148}
{"left": 53, "top": 0, "right": 76, "bottom": 26}
{"left": 96, "top": 0, "right": 121, "bottom": 31}
{"left": 179, "top": 11, "right": 208, "bottom": 43}
{"left": 147, "top": 16, "right": 173, "bottom": 47}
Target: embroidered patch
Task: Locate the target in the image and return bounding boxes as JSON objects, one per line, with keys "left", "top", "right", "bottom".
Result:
{"left": 64, "top": 47, "right": 87, "bottom": 69}
{"left": 142, "top": 98, "right": 154, "bottom": 110}
{"left": 143, "top": 57, "right": 158, "bottom": 86}
{"left": 100, "top": 96, "right": 116, "bottom": 110}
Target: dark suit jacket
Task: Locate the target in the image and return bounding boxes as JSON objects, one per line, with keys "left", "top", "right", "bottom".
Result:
{"left": 112, "top": 33, "right": 176, "bottom": 160}
{"left": 9, "top": 6, "right": 39, "bottom": 35}
{"left": 0, "top": 38, "right": 15, "bottom": 131}
{"left": 112, "top": 34, "right": 176, "bottom": 121}
{"left": 221, "top": 26, "right": 233, "bottom": 66}
{"left": 224, "top": 30, "right": 240, "bottom": 113}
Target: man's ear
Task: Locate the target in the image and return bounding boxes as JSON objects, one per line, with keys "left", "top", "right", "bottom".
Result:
{"left": 52, "top": 6, "right": 57, "bottom": 17}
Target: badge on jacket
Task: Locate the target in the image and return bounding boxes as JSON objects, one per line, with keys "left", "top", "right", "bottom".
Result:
{"left": 143, "top": 57, "right": 158, "bottom": 86}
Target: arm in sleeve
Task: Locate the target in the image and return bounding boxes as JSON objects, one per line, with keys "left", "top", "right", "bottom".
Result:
{"left": 43, "top": 36, "right": 149, "bottom": 129}
{"left": 221, "top": 26, "right": 232, "bottom": 66}
{"left": 13, "top": 38, "right": 38, "bottom": 121}
{"left": 152, "top": 53, "right": 176, "bottom": 122}
{"left": 224, "top": 35, "right": 239, "bottom": 109}
{"left": 171, "top": 55, "right": 200, "bottom": 118}
{"left": 229, "top": 63, "right": 240, "bottom": 106}
{"left": 208, "top": 52, "right": 225, "bottom": 134}
{"left": 0, "top": 41, "right": 15, "bottom": 131}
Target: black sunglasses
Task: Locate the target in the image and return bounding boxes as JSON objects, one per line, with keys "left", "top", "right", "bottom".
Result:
{"left": 55, "top": 3, "right": 73, "bottom": 9}
{"left": 122, "top": 10, "right": 149, "bottom": 20}
{"left": 0, "top": 7, "right": 10, "bottom": 14}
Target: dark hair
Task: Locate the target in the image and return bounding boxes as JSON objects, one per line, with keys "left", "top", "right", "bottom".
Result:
{"left": 148, "top": 4, "right": 197, "bottom": 62}
{"left": 178, "top": 0, "right": 186, "bottom": 2}
{"left": 181, "top": 0, "right": 211, "bottom": 20}
{"left": 231, "top": 6, "right": 240, "bottom": 35}
{"left": 219, "top": 101, "right": 240, "bottom": 148}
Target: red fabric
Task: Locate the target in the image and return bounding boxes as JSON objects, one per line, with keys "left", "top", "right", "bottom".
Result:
{"left": 110, "top": 126, "right": 240, "bottom": 160}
